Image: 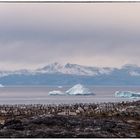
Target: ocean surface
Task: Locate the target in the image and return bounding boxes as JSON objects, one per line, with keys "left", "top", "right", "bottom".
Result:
{"left": 0, "top": 86, "right": 139, "bottom": 105}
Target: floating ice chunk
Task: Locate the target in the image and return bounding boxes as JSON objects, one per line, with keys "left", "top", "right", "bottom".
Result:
{"left": 66, "top": 84, "right": 94, "bottom": 95}
{"left": 58, "top": 86, "right": 63, "bottom": 88}
{"left": 48, "top": 90, "right": 65, "bottom": 95}
{"left": 115, "top": 91, "right": 140, "bottom": 98}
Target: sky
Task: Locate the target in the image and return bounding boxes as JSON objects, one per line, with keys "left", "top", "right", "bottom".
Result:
{"left": 0, "top": 3, "right": 140, "bottom": 70}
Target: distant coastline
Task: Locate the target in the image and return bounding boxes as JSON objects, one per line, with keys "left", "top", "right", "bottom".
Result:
{"left": 0, "top": 63, "right": 140, "bottom": 86}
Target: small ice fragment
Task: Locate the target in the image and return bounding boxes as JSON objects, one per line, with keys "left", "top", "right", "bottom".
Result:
{"left": 48, "top": 90, "right": 65, "bottom": 95}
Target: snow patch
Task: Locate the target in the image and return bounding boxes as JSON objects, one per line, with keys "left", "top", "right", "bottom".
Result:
{"left": 98, "top": 68, "right": 113, "bottom": 75}
{"left": 129, "top": 71, "right": 140, "bottom": 76}
{"left": 115, "top": 91, "right": 140, "bottom": 98}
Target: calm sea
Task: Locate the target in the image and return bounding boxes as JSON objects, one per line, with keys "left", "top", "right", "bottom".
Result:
{"left": 0, "top": 86, "right": 139, "bottom": 104}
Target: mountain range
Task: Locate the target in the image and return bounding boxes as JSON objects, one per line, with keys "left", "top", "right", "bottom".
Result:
{"left": 0, "top": 62, "right": 140, "bottom": 86}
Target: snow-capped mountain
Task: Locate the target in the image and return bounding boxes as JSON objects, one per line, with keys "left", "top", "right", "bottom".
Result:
{"left": 36, "top": 62, "right": 114, "bottom": 76}
{"left": 0, "top": 62, "right": 140, "bottom": 86}
{"left": 0, "top": 62, "right": 140, "bottom": 77}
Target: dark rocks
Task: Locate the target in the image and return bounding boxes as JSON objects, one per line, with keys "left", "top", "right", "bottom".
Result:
{"left": 4, "top": 119, "right": 22, "bottom": 126}
{"left": 0, "top": 115, "right": 137, "bottom": 138}
{"left": 0, "top": 101, "right": 139, "bottom": 137}
{"left": 3, "top": 119, "right": 24, "bottom": 130}
{"left": 31, "top": 115, "right": 68, "bottom": 126}
{"left": 101, "top": 120, "right": 117, "bottom": 131}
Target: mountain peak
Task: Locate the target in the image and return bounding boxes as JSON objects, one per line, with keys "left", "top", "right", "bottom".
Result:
{"left": 35, "top": 62, "right": 114, "bottom": 76}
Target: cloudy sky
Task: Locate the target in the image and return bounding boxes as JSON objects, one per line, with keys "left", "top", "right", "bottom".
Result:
{"left": 0, "top": 3, "right": 140, "bottom": 70}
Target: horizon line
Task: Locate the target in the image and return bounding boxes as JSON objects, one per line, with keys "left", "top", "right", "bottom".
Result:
{"left": 0, "top": 1, "right": 139, "bottom": 3}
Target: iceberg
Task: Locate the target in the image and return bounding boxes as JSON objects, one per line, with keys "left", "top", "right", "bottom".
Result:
{"left": 115, "top": 91, "right": 140, "bottom": 98}
{"left": 48, "top": 90, "right": 65, "bottom": 95}
{"left": 66, "top": 84, "right": 93, "bottom": 95}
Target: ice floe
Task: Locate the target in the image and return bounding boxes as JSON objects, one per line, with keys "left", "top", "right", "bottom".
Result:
{"left": 48, "top": 90, "right": 65, "bottom": 95}
{"left": 115, "top": 91, "right": 140, "bottom": 98}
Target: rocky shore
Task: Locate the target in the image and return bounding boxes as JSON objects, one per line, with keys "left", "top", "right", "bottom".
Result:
{"left": 0, "top": 100, "right": 140, "bottom": 137}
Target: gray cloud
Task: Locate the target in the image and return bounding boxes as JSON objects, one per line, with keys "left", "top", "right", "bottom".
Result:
{"left": 0, "top": 3, "right": 140, "bottom": 70}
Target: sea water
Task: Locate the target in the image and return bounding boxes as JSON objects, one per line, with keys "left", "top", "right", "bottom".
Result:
{"left": 0, "top": 86, "right": 139, "bottom": 104}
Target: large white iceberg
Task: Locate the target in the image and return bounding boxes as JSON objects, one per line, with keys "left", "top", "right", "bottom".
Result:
{"left": 66, "top": 84, "right": 93, "bottom": 95}
{"left": 115, "top": 91, "right": 140, "bottom": 98}
{"left": 48, "top": 90, "right": 65, "bottom": 95}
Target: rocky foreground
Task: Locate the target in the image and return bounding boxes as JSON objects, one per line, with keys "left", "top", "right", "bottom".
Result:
{"left": 0, "top": 101, "right": 140, "bottom": 137}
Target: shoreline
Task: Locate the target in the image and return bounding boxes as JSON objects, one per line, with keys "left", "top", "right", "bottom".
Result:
{"left": 0, "top": 100, "right": 139, "bottom": 137}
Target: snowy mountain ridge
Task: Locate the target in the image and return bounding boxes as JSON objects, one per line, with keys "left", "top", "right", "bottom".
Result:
{"left": 0, "top": 62, "right": 140, "bottom": 85}
{"left": 36, "top": 62, "right": 114, "bottom": 76}
{"left": 0, "top": 62, "right": 140, "bottom": 77}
